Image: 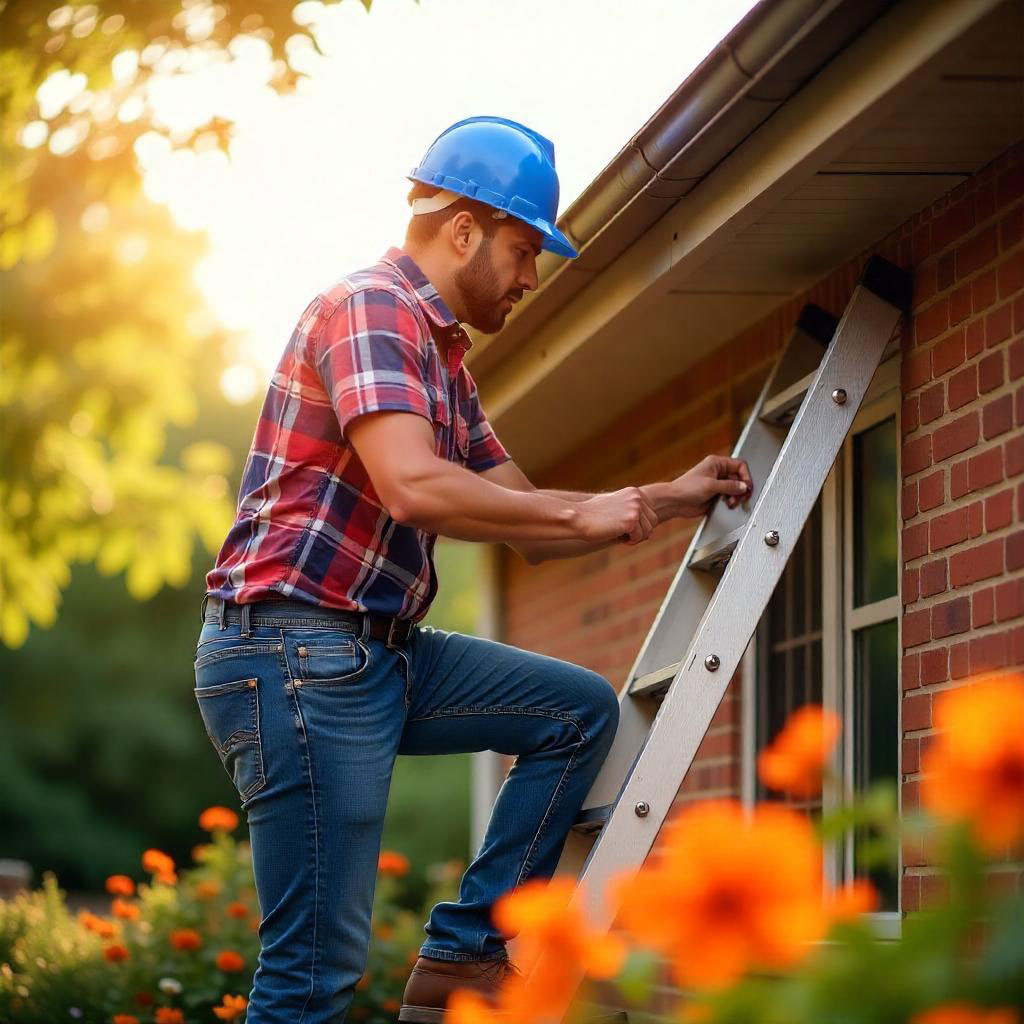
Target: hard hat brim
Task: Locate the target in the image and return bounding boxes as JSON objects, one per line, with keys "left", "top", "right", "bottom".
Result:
{"left": 535, "top": 220, "right": 579, "bottom": 260}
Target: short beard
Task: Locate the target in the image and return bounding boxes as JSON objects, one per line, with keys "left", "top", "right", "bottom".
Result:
{"left": 453, "top": 236, "right": 516, "bottom": 334}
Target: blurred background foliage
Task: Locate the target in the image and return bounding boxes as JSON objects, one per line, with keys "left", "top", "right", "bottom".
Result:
{"left": 0, "top": 0, "right": 374, "bottom": 648}
{"left": 1, "top": 0, "right": 476, "bottom": 914}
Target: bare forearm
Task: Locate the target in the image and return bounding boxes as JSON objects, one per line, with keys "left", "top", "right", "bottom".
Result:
{"left": 538, "top": 483, "right": 682, "bottom": 519}
{"left": 397, "top": 459, "right": 585, "bottom": 543}
{"left": 520, "top": 482, "right": 684, "bottom": 563}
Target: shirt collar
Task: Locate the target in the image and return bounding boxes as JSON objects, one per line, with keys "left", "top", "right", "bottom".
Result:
{"left": 381, "top": 246, "right": 474, "bottom": 372}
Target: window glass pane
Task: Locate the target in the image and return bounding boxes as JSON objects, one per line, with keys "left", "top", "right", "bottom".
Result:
{"left": 853, "top": 416, "right": 898, "bottom": 605}
{"left": 757, "top": 498, "right": 823, "bottom": 812}
{"left": 853, "top": 618, "right": 899, "bottom": 911}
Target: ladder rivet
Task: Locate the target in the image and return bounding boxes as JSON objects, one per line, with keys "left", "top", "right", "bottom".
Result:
{"left": 831, "top": 388, "right": 847, "bottom": 405}
{"left": 635, "top": 801, "right": 650, "bottom": 817}
{"left": 764, "top": 530, "right": 780, "bottom": 547}
{"left": 704, "top": 654, "right": 720, "bottom": 672}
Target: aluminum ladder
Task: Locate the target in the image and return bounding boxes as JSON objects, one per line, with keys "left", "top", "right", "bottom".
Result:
{"left": 510, "top": 254, "right": 911, "bottom": 1023}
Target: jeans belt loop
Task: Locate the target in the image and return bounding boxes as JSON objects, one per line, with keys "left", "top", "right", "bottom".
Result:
{"left": 387, "top": 617, "right": 403, "bottom": 649}
{"left": 217, "top": 597, "right": 227, "bottom": 630}
{"left": 200, "top": 593, "right": 209, "bottom": 623}
{"left": 240, "top": 602, "right": 251, "bottom": 638}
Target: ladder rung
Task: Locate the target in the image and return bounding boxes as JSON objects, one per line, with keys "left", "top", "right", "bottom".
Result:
{"left": 688, "top": 524, "right": 745, "bottom": 572}
{"left": 571, "top": 803, "right": 613, "bottom": 835}
{"left": 759, "top": 368, "right": 816, "bottom": 426}
{"left": 628, "top": 661, "right": 681, "bottom": 698}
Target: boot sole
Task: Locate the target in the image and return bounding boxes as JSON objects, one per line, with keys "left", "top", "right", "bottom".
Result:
{"left": 398, "top": 1005, "right": 514, "bottom": 1023}
{"left": 397, "top": 1007, "right": 444, "bottom": 1023}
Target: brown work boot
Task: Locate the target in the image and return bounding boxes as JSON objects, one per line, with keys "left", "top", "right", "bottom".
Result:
{"left": 397, "top": 953, "right": 521, "bottom": 1022}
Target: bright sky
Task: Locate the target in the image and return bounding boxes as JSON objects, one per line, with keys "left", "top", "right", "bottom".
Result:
{"left": 80, "top": 0, "right": 761, "bottom": 401}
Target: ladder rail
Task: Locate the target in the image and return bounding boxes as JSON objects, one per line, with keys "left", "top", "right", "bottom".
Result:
{"left": 510, "top": 257, "right": 910, "bottom": 1022}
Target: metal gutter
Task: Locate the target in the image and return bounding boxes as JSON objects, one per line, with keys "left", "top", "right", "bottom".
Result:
{"left": 467, "top": 0, "right": 899, "bottom": 380}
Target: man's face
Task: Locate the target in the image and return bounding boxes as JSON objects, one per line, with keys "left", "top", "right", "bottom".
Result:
{"left": 453, "top": 221, "right": 542, "bottom": 334}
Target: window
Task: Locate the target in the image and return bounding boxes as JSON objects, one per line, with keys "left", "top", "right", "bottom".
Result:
{"left": 744, "top": 352, "right": 901, "bottom": 928}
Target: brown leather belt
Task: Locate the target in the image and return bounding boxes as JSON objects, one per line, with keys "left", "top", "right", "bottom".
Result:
{"left": 202, "top": 595, "right": 415, "bottom": 647}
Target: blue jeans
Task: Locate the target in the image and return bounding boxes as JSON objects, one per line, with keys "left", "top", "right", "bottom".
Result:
{"left": 192, "top": 597, "right": 620, "bottom": 1023}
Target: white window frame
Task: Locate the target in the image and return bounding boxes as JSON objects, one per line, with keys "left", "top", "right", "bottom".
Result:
{"left": 742, "top": 345, "right": 902, "bottom": 940}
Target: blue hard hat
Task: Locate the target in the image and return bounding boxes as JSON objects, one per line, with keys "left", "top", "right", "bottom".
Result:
{"left": 408, "top": 115, "right": 578, "bottom": 259}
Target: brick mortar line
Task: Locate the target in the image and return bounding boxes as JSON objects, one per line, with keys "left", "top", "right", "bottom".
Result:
{"left": 901, "top": 354, "right": 1024, "bottom": 454}
{"left": 914, "top": 207, "right": 1023, "bottom": 286}
{"left": 902, "top": 530, "right": 1024, "bottom": 587}
{"left": 903, "top": 863, "right": 1024, "bottom": 875}
{"left": 901, "top": 487, "right": 1023, "bottom": 556}
{"left": 916, "top": 191, "right": 1023, "bottom": 268}
{"left": 901, "top": 591, "right": 1024, "bottom": 631}
{"left": 902, "top": 644, "right": 1024, "bottom": 683}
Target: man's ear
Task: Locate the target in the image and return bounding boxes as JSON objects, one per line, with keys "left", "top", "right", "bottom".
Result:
{"left": 448, "top": 209, "right": 478, "bottom": 257}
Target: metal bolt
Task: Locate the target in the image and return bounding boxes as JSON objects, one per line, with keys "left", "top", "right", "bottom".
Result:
{"left": 764, "top": 530, "right": 780, "bottom": 547}
{"left": 635, "top": 801, "right": 650, "bottom": 818}
{"left": 704, "top": 654, "right": 720, "bottom": 672}
{"left": 298, "top": 645, "right": 307, "bottom": 656}
{"left": 832, "top": 388, "right": 847, "bottom": 405}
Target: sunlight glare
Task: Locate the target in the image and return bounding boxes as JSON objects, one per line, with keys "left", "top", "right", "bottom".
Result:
{"left": 134, "top": 0, "right": 761, "bottom": 385}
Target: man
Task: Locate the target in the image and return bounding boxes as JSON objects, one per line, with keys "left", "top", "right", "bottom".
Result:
{"left": 194, "top": 115, "right": 752, "bottom": 1023}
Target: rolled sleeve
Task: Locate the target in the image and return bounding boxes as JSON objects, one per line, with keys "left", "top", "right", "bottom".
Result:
{"left": 315, "top": 288, "right": 432, "bottom": 439}
{"left": 464, "top": 372, "right": 511, "bottom": 473}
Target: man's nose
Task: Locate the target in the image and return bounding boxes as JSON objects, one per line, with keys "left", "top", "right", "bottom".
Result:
{"left": 518, "top": 260, "right": 538, "bottom": 292}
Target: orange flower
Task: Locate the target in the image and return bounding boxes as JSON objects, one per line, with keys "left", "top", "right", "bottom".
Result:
{"left": 215, "top": 949, "right": 246, "bottom": 972}
{"left": 112, "top": 1015, "right": 140, "bottom": 1024}
{"left": 105, "top": 875, "right": 135, "bottom": 897}
{"left": 154, "top": 1010, "right": 185, "bottom": 1024}
{"left": 212, "top": 994, "right": 248, "bottom": 1021}
{"left": 169, "top": 928, "right": 202, "bottom": 951}
{"left": 199, "top": 806, "right": 239, "bottom": 832}
{"left": 920, "top": 676, "right": 1024, "bottom": 853}
{"left": 133, "top": 991, "right": 154, "bottom": 1007}
{"left": 191, "top": 843, "right": 211, "bottom": 862}
{"left": 226, "top": 900, "right": 249, "bottom": 919}
{"left": 196, "top": 880, "right": 222, "bottom": 901}
{"left": 447, "top": 990, "right": 492, "bottom": 1023}
{"left": 381, "top": 997, "right": 401, "bottom": 1012}
{"left": 142, "top": 849, "right": 175, "bottom": 876}
{"left": 827, "top": 878, "right": 878, "bottom": 923}
{"left": 356, "top": 970, "right": 371, "bottom": 989}
{"left": 79, "top": 911, "right": 119, "bottom": 939}
{"left": 911, "top": 1004, "right": 1020, "bottom": 1024}
{"left": 373, "top": 922, "right": 394, "bottom": 939}
{"left": 449, "top": 877, "right": 625, "bottom": 1023}
{"left": 103, "top": 943, "right": 130, "bottom": 963}
{"left": 757, "top": 705, "right": 841, "bottom": 798}
{"left": 378, "top": 850, "right": 410, "bottom": 876}
{"left": 111, "top": 898, "right": 140, "bottom": 920}
{"left": 609, "top": 799, "right": 826, "bottom": 989}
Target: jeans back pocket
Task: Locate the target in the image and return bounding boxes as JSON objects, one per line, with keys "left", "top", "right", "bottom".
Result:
{"left": 193, "top": 677, "right": 267, "bottom": 802}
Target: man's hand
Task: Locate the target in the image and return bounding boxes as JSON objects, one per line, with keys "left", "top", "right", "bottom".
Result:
{"left": 575, "top": 487, "right": 658, "bottom": 545}
{"left": 671, "top": 455, "right": 753, "bottom": 518}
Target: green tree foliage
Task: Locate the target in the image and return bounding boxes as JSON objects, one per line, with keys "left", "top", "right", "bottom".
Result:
{"left": 0, "top": 0, "right": 378, "bottom": 647}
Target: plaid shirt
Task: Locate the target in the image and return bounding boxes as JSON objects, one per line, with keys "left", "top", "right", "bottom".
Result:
{"left": 205, "top": 246, "right": 511, "bottom": 622}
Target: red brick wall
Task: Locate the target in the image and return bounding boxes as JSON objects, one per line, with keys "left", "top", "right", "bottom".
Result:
{"left": 897, "top": 143, "right": 1024, "bottom": 910}
{"left": 496, "top": 142, "right": 1023, "bottom": 848}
